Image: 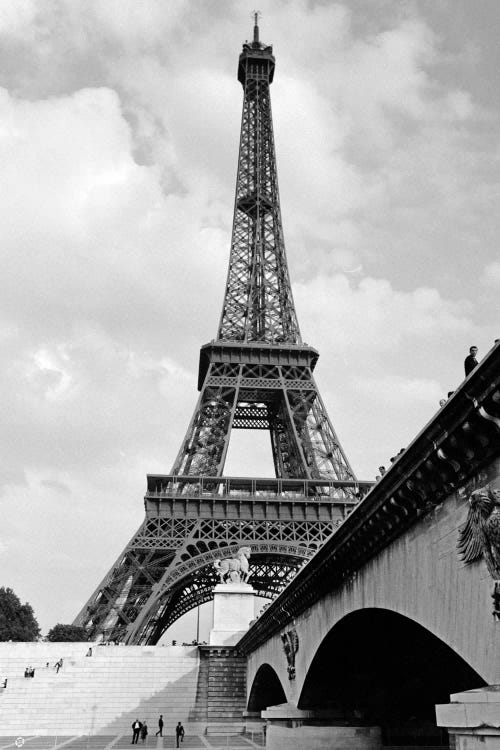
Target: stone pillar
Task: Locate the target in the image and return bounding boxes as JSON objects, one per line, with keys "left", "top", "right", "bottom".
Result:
{"left": 436, "top": 686, "right": 500, "bottom": 750}
{"left": 209, "top": 583, "right": 255, "bottom": 646}
{"left": 262, "top": 702, "right": 382, "bottom": 750}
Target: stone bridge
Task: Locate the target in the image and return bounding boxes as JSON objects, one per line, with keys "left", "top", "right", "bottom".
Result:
{"left": 237, "top": 343, "right": 500, "bottom": 750}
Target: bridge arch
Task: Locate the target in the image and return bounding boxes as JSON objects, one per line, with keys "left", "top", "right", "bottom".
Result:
{"left": 299, "top": 608, "right": 485, "bottom": 725}
{"left": 248, "top": 663, "right": 287, "bottom": 713}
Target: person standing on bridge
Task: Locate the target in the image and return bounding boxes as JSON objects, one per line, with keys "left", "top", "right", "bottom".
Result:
{"left": 464, "top": 346, "right": 479, "bottom": 376}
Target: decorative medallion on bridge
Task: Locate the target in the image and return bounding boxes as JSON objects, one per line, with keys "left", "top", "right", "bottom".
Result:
{"left": 457, "top": 485, "right": 500, "bottom": 619}
{"left": 74, "top": 17, "right": 372, "bottom": 645}
{"left": 281, "top": 628, "right": 299, "bottom": 679}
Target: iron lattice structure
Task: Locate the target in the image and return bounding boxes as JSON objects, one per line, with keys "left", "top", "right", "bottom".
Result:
{"left": 75, "top": 21, "right": 370, "bottom": 645}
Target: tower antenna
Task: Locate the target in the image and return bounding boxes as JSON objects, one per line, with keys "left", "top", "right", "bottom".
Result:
{"left": 252, "top": 10, "right": 261, "bottom": 44}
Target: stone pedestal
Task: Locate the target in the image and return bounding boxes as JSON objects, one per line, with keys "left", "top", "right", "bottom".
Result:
{"left": 262, "top": 702, "right": 382, "bottom": 750}
{"left": 209, "top": 583, "right": 255, "bottom": 646}
{"left": 436, "top": 686, "right": 500, "bottom": 750}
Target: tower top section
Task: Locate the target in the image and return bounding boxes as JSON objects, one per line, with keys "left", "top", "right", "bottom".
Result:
{"left": 238, "top": 14, "right": 275, "bottom": 86}
{"left": 218, "top": 13, "right": 300, "bottom": 345}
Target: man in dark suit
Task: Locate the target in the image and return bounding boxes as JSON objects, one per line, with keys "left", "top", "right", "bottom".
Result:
{"left": 131, "top": 719, "right": 142, "bottom": 744}
{"left": 464, "top": 346, "right": 478, "bottom": 376}
{"left": 175, "top": 722, "right": 185, "bottom": 747}
{"left": 155, "top": 715, "right": 164, "bottom": 737}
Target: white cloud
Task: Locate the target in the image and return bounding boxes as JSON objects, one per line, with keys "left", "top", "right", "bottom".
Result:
{"left": 0, "top": 0, "right": 37, "bottom": 36}
{"left": 295, "top": 274, "right": 474, "bottom": 355}
{"left": 0, "top": 84, "right": 228, "bottom": 342}
{"left": 481, "top": 261, "right": 500, "bottom": 287}
{"left": 353, "top": 374, "right": 442, "bottom": 406}
{"left": 28, "top": 348, "right": 74, "bottom": 402}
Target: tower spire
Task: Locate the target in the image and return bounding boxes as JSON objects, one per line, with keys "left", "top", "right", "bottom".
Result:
{"left": 219, "top": 21, "right": 297, "bottom": 344}
{"left": 253, "top": 11, "right": 260, "bottom": 44}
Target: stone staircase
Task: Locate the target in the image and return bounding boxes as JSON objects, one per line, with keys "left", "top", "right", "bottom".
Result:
{"left": 0, "top": 642, "right": 201, "bottom": 735}
{"left": 0, "top": 643, "right": 254, "bottom": 738}
{"left": 189, "top": 646, "right": 247, "bottom": 727}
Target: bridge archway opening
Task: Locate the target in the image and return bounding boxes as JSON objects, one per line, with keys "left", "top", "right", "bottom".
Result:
{"left": 248, "top": 663, "right": 287, "bottom": 713}
{"left": 299, "top": 608, "right": 485, "bottom": 741}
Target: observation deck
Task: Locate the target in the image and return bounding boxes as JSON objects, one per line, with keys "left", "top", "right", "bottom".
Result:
{"left": 145, "top": 474, "right": 374, "bottom": 522}
{"left": 238, "top": 17, "right": 275, "bottom": 86}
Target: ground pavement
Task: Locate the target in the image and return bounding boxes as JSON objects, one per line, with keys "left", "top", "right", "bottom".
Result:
{"left": 0, "top": 735, "right": 265, "bottom": 750}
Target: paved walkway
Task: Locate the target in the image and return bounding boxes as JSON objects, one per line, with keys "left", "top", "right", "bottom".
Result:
{"left": 0, "top": 734, "right": 265, "bottom": 750}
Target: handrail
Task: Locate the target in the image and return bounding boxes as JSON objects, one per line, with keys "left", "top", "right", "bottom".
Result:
{"left": 145, "top": 474, "right": 373, "bottom": 501}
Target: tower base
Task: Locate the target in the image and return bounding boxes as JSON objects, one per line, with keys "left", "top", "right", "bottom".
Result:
{"left": 209, "top": 583, "right": 255, "bottom": 646}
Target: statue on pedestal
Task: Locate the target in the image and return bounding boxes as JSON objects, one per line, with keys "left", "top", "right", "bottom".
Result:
{"left": 214, "top": 547, "right": 251, "bottom": 584}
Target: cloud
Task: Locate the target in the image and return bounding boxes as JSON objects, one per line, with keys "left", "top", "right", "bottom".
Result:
{"left": 0, "top": 326, "right": 197, "bottom": 491}
{"left": 0, "top": 0, "right": 37, "bottom": 36}
{"left": 39, "top": 479, "right": 71, "bottom": 494}
{"left": 0, "top": 82, "right": 229, "bottom": 341}
{"left": 0, "top": 79, "right": 230, "bottom": 510}
{"left": 353, "top": 374, "right": 442, "bottom": 406}
{"left": 295, "top": 273, "right": 474, "bottom": 355}
{"left": 481, "top": 261, "right": 500, "bottom": 287}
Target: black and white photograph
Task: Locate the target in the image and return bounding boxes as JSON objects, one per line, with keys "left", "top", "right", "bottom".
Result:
{"left": 0, "top": 1, "right": 499, "bottom": 747}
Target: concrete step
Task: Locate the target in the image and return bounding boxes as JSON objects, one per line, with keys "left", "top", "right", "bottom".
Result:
{"left": 205, "top": 724, "right": 246, "bottom": 735}
{"left": 0, "top": 643, "right": 202, "bottom": 735}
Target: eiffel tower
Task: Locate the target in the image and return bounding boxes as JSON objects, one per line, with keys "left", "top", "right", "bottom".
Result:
{"left": 75, "top": 17, "right": 371, "bottom": 645}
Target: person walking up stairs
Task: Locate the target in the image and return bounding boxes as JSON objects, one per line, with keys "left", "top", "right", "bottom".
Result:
{"left": 155, "top": 715, "right": 163, "bottom": 737}
{"left": 175, "top": 722, "right": 184, "bottom": 747}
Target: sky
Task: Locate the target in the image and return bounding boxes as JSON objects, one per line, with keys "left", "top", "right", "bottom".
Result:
{"left": 1, "top": 0, "right": 499, "bottom": 637}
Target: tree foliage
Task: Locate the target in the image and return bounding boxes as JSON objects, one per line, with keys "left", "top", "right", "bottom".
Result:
{"left": 0, "top": 587, "right": 41, "bottom": 641}
{"left": 47, "top": 623, "right": 89, "bottom": 642}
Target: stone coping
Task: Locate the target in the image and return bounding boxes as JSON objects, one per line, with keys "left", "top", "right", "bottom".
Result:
{"left": 437, "top": 686, "right": 500, "bottom": 730}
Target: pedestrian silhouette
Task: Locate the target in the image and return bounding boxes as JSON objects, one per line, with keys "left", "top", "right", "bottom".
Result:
{"left": 131, "top": 719, "right": 142, "bottom": 744}
{"left": 464, "top": 346, "right": 478, "bottom": 376}
{"left": 175, "top": 722, "right": 185, "bottom": 747}
{"left": 155, "top": 715, "right": 163, "bottom": 737}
